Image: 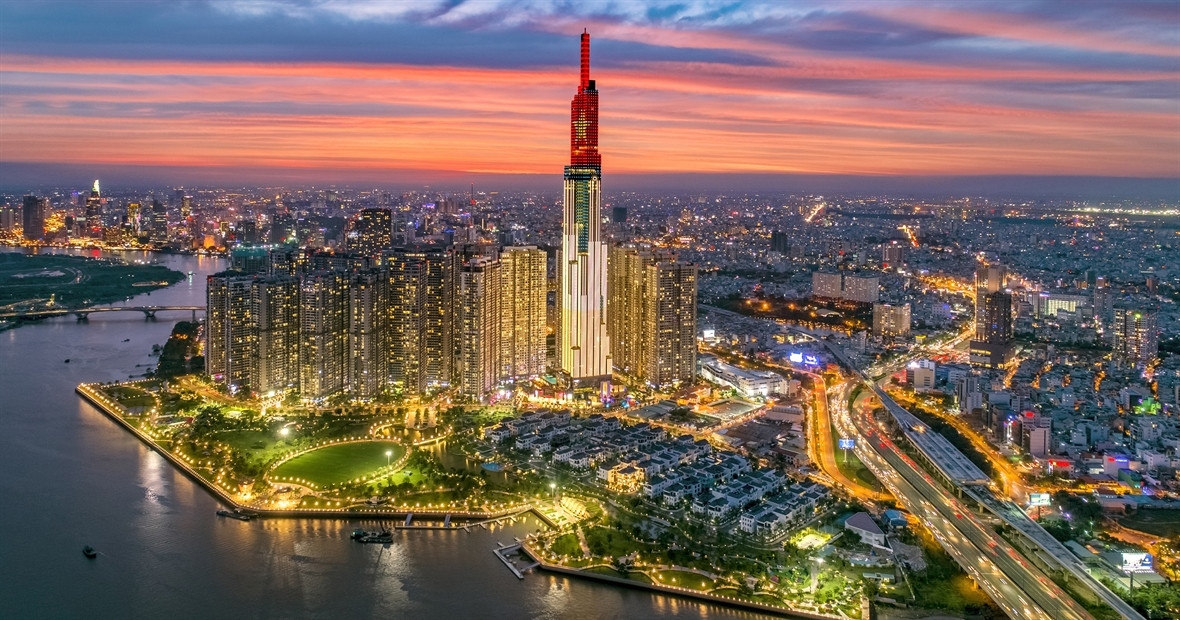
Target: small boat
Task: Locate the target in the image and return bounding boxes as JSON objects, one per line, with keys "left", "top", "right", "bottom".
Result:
{"left": 216, "top": 508, "right": 253, "bottom": 522}
{"left": 82, "top": 546, "right": 97, "bottom": 559}
{"left": 63, "top": 359, "right": 70, "bottom": 363}
{"left": 350, "top": 528, "right": 368, "bottom": 540}
{"left": 122, "top": 338, "right": 131, "bottom": 342}
{"left": 359, "top": 529, "right": 394, "bottom": 544}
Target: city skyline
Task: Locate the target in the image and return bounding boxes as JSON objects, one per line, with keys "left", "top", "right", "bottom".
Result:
{"left": 1, "top": 1, "right": 1178, "bottom": 194}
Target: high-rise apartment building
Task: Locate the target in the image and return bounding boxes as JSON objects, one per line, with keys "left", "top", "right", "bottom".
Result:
{"left": 348, "top": 208, "right": 393, "bottom": 257}
{"left": 841, "top": 274, "right": 880, "bottom": 303}
{"left": 299, "top": 272, "right": 349, "bottom": 401}
{"left": 252, "top": 276, "right": 300, "bottom": 395}
{"left": 872, "top": 303, "right": 911, "bottom": 339}
{"left": 206, "top": 273, "right": 256, "bottom": 393}
{"left": 970, "top": 264, "right": 1013, "bottom": 368}
{"left": 348, "top": 270, "right": 389, "bottom": 399}
{"left": 608, "top": 245, "right": 671, "bottom": 379}
{"left": 641, "top": 261, "right": 698, "bottom": 389}
{"left": 607, "top": 245, "right": 696, "bottom": 389}
{"left": 457, "top": 256, "right": 501, "bottom": 398}
{"left": 559, "top": 30, "right": 612, "bottom": 385}
{"left": 22, "top": 196, "right": 48, "bottom": 241}
{"left": 1112, "top": 308, "right": 1158, "bottom": 367}
{"left": 882, "top": 241, "right": 906, "bottom": 268}
{"left": 770, "top": 231, "right": 790, "bottom": 254}
{"left": 811, "top": 272, "right": 843, "bottom": 299}
{"left": 500, "top": 246, "right": 548, "bottom": 380}
{"left": 388, "top": 253, "right": 427, "bottom": 395}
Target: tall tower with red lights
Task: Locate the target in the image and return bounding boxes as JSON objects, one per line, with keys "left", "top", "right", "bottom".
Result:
{"left": 559, "top": 30, "right": 611, "bottom": 385}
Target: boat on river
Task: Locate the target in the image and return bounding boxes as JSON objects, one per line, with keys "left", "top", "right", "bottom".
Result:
{"left": 216, "top": 508, "right": 253, "bottom": 521}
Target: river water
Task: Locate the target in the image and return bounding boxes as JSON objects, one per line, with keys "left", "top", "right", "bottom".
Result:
{"left": 0, "top": 249, "right": 771, "bottom": 620}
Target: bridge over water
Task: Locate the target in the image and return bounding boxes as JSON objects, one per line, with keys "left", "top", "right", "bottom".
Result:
{"left": 0, "top": 305, "right": 206, "bottom": 322}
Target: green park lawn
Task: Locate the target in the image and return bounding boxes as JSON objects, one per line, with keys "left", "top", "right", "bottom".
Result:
{"left": 652, "top": 569, "right": 715, "bottom": 590}
{"left": 107, "top": 385, "right": 156, "bottom": 409}
{"left": 271, "top": 441, "right": 406, "bottom": 486}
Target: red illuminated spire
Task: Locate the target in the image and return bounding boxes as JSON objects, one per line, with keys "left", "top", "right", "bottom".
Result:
{"left": 570, "top": 30, "right": 600, "bottom": 170}
{"left": 580, "top": 29, "right": 590, "bottom": 90}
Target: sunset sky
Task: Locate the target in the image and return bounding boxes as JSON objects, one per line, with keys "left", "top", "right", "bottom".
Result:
{"left": 1, "top": 0, "right": 1178, "bottom": 189}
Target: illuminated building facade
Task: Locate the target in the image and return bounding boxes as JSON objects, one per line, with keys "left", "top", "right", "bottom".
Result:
{"left": 970, "top": 264, "right": 1014, "bottom": 368}
{"left": 388, "top": 252, "right": 427, "bottom": 394}
{"left": 84, "top": 180, "right": 103, "bottom": 237}
{"left": 347, "top": 208, "right": 393, "bottom": 257}
{"left": 642, "top": 261, "right": 698, "bottom": 389}
{"left": 206, "top": 273, "right": 256, "bottom": 393}
{"left": 500, "top": 246, "right": 548, "bottom": 380}
{"left": 458, "top": 256, "right": 501, "bottom": 398}
{"left": 1113, "top": 308, "right": 1158, "bottom": 367}
{"left": 348, "top": 270, "right": 389, "bottom": 398}
{"left": 252, "top": 276, "right": 301, "bottom": 395}
{"left": 559, "top": 30, "right": 612, "bottom": 385}
{"left": 22, "top": 195, "right": 47, "bottom": 241}
{"left": 607, "top": 245, "right": 696, "bottom": 389}
{"left": 872, "top": 303, "right": 911, "bottom": 339}
{"left": 299, "top": 271, "right": 349, "bottom": 401}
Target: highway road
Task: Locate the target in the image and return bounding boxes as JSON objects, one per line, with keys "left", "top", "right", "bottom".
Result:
{"left": 833, "top": 387, "right": 1092, "bottom": 620}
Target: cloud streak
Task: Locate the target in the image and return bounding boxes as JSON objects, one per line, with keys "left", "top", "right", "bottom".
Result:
{"left": 1, "top": 0, "right": 1177, "bottom": 182}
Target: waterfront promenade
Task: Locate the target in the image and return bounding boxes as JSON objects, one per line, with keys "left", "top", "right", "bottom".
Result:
{"left": 76, "top": 382, "right": 538, "bottom": 523}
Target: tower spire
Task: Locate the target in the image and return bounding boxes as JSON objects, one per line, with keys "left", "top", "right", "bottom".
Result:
{"left": 580, "top": 29, "right": 590, "bottom": 90}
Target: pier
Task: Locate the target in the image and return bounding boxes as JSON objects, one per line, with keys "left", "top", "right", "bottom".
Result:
{"left": 493, "top": 542, "right": 539, "bottom": 579}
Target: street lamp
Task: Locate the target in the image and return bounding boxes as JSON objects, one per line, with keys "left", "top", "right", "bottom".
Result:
{"left": 386, "top": 450, "right": 393, "bottom": 468}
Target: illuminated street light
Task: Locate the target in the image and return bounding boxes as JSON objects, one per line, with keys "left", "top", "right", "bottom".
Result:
{"left": 386, "top": 450, "right": 393, "bottom": 468}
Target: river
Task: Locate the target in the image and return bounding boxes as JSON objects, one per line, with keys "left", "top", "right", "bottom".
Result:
{"left": 0, "top": 248, "right": 773, "bottom": 620}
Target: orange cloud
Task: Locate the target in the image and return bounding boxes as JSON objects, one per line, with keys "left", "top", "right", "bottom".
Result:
{"left": 1, "top": 52, "right": 1177, "bottom": 178}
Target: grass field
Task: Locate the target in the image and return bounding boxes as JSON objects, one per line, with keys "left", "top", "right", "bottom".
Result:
{"left": 1117, "top": 509, "right": 1180, "bottom": 538}
{"left": 0, "top": 252, "right": 183, "bottom": 308}
{"left": 272, "top": 441, "right": 406, "bottom": 486}
{"left": 652, "top": 569, "right": 715, "bottom": 590}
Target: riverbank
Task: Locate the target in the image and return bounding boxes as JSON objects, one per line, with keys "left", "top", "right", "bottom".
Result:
{"left": 1, "top": 252, "right": 185, "bottom": 320}
{"left": 76, "top": 381, "right": 550, "bottom": 524}
{"left": 519, "top": 540, "right": 851, "bottom": 620}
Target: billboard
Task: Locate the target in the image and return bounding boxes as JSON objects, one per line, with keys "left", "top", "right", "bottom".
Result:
{"left": 1029, "top": 493, "right": 1051, "bottom": 507}
{"left": 789, "top": 352, "right": 804, "bottom": 364}
{"left": 1119, "top": 552, "right": 1154, "bottom": 574}
{"left": 838, "top": 438, "right": 856, "bottom": 450}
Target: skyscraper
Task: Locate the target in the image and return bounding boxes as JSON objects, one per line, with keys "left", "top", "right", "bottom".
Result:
{"left": 458, "top": 256, "right": 501, "bottom": 399}
{"left": 1113, "top": 308, "right": 1158, "bottom": 367}
{"left": 500, "top": 246, "right": 548, "bottom": 380}
{"left": 559, "top": 30, "right": 612, "bottom": 385}
{"left": 388, "top": 253, "right": 427, "bottom": 395}
{"left": 607, "top": 245, "right": 696, "bottom": 389}
{"left": 970, "top": 264, "right": 1013, "bottom": 368}
{"left": 206, "top": 273, "right": 256, "bottom": 393}
{"left": 22, "top": 195, "right": 47, "bottom": 241}
{"left": 252, "top": 276, "right": 301, "bottom": 395}
{"left": 348, "top": 208, "right": 393, "bottom": 257}
{"left": 347, "top": 270, "right": 390, "bottom": 399}
{"left": 608, "top": 244, "right": 671, "bottom": 379}
{"left": 85, "top": 180, "right": 103, "bottom": 236}
{"left": 641, "top": 261, "right": 698, "bottom": 389}
{"left": 299, "top": 271, "right": 349, "bottom": 401}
